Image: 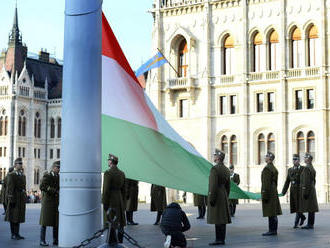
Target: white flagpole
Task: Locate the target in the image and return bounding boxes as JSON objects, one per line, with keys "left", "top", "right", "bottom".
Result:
{"left": 59, "top": 0, "right": 102, "bottom": 247}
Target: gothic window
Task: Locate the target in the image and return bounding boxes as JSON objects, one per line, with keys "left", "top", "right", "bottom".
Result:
{"left": 230, "top": 135, "right": 237, "bottom": 166}
{"left": 295, "top": 90, "right": 303, "bottom": 110}
{"left": 219, "top": 96, "right": 227, "bottom": 115}
{"left": 258, "top": 133, "right": 265, "bottom": 165}
{"left": 179, "top": 99, "right": 188, "bottom": 118}
{"left": 223, "top": 35, "right": 234, "bottom": 75}
{"left": 57, "top": 118, "right": 61, "bottom": 138}
{"left": 34, "top": 112, "right": 41, "bottom": 138}
{"left": 291, "top": 27, "right": 303, "bottom": 68}
{"left": 4, "top": 116, "right": 8, "bottom": 135}
{"left": 297, "top": 131, "right": 305, "bottom": 160}
{"left": 307, "top": 131, "right": 315, "bottom": 159}
{"left": 178, "top": 39, "right": 188, "bottom": 77}
{"left": 267, "top": 92, "right": 275, "bottom": 112}
{"left": 230, "top": 95, "right": 237, "bottom": 114}
{"left": 252, "top": 32, "right": 262, "bottom": 72}
{"left": 0, "top": 117, "right": 3, "bottom": 136}
{"left": 34, "top": 168, "right": 40, "bottom": 185}
{"left": 268, "top": 30, "right": 280, "bottom": 70}
{"left": 267, "top": 133, "right": 275, "bottom": 154}
{"left": 50, "top": 118, "right": 55, "bottom": 138}
{"left": 257, "top": 93, "right": 264, "bottom": 112}
{"left": 307, "top": 89, "right": 314, "bottom": 109}
{"left": 307, "top": 25, "right": 319, "bottom": 67}
{"left": 221, "top": 135, "right": 228, "bottom": 165}
{"left": 18, "top": 110, "right": 26, "bottom": 136}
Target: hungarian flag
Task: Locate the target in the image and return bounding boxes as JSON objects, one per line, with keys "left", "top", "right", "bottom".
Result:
{"left": 101, "top": 13, "right": 260, "bottom": 199}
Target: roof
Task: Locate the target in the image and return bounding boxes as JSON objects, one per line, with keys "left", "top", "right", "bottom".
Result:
{"left": 25, "top": 58, "right": 62, "bottom": 99}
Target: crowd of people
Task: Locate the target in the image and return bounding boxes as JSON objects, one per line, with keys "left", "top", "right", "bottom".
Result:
{"left": 0, "top": 148, "right": 319, "bottom": 247}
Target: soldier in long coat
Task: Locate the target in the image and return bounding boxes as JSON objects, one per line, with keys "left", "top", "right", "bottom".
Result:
{"left": 150, "top": 184, "right": 167, "bottom": 225}
{"left": 207, "top": 149, "right": 231, "bottom": 246}
{"left": 193, "top": 194, "right": 207, "bottom": 219}
{"left": 39, "top": 161, "right": 60, "bottom": 246}
{"left": 281, "top": 154, "right": 306, "bottom": 228}
{"left": 102, "top": 154, "right": 126, "bottom": 244}
{"left": 125, "top": 178, "right": 139, "bottom": 225}
{"left": 261, "top": 152, "right": 282, "bottom": 236}
{"left": 300, "top": 153, "right": 319, "bottom": 229}
{"left": 229, "top": 165, "right": 240, "bottom": 217}
{"left": 5, "top": 158, "right": 26, "bottom": 240}
{"left": 1, "top": 166, "right": 14, "bottom": 215}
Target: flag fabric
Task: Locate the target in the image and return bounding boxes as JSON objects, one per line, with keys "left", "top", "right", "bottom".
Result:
{"left": 135, "top": 51, "right": 167, "bottom": 77}
{"left": 101, "top": 12, "right": 261, "bottom": 200}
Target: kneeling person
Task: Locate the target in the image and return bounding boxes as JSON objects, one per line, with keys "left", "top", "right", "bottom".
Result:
{"left": 160, "top": 202, "right": 190, "bottom": 248}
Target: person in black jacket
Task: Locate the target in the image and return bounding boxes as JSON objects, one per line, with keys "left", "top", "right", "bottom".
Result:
{"left": 160, "top": 202, "right": 190, "bottom": 248}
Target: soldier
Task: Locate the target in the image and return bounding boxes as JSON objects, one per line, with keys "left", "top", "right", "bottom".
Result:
{"left": 150, "top": 184, "right": 167, "bottom": 225}
{"left": 281, "top": 154, "right": 306, "bottom": 228}
{"left": 39, "top": 161, "right": 60, "bottom": 246}
{"left": 300, "top": 153, "right": 319, "bottom": 229}
{"left": 5, "top": 158, "right": 26, "bottom": 240}
{"left": 229, "top": 165, "right": 240, "bottom": 217}
{"left": 193, "top": 193, "right": 206, "bottom": 219}
{"left": 102, "top": 154, "right": 126, "bottom": 244}
{"left": 261, "top": 152, "right": 282, "bottom": 236}
{"left": 207, "top": 149, "right": 231, "bottom": 246}
{"left": 160, "top": 202, "right": 191, "bottom": 248}
{"left": 1, "top": 166, "right": 14, "bottom": 215}
{"left": 125, "top": 178, "right": 139, "bottom": 225}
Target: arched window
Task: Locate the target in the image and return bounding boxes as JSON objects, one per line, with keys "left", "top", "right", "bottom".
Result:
{"left": 57, "top": 118, "right": 61, "bottom": 138}
{"left": 18, "top": 110, "right": 26, "bottom": 137}
{"left": 230, "top": 135, "right": 237, "bottom": 166}
{"left": 268, "top": 30, "right": 280, "bottom": 70}
{"left": 291, "top": 27, "right": 303, "bottom": 68}
{"left": 252, "top": 32, "right": 263, "bottom": 72}
{"left": 0, "top": 117, "right": 3, "bottom": 136}
{"left": 258, "top": 133, "right": 265, "bottom": 164}
{"left": 34, "top": 168, "right": 40, "bottom": 185}
{"left": 221, "top": 136, "right": 228, "bottom": 165}
{"left": 297, "top": 131, "right": 305, "bottom": 160}
{"left": 50, "top": 118, "right": 55, "bottom": 138}
{"left": 34, "top": 112, "right": 41, "bottom": 138}
{"left": 307, "top": 131, "right": 315, "bottom": 160}
{"left": 223, "top": 35, "right": 234, "bottom": 75}
{"left": 178, "top": 39, "right": 188, "bottom": 78}
{"left": 4, "top": 116, "right": 8, "bottom": 135}
{"left": 267, "top": 133, "right": 275, "bottom": 154}
{"left": 307, "top": 25, "right": 319, "bottom": 67}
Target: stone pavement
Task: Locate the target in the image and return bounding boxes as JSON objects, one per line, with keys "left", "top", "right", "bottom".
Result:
{"left": 0, "top": 203, "right": 330, "bottom": 248}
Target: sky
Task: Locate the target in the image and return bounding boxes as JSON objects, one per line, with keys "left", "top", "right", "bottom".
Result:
{"left": 0, "top": 0, "right": 153, "bottom": 70}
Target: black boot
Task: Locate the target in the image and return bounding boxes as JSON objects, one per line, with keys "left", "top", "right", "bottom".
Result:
{"left": 15, "top": 223, "right": 24, "bottom": 239}
{"left": 197, "top": 207, "right": 202, "bottom": 219}
{"left": 293, "top": 213, "right": 300, "bottom": 228}
{"left": 117, "top": 227, "right": 124, "bottom": 243}
{"left": 209, "top": 224, "right": 225, "bottom": 245}
{"left": 53, "top": 226, "right": 59, "bottom": 246}
{"left": 302, "top": 212, "right": 314, "bottom": 229}
{"left": 201, "top": 205, "right": 206, "bottom": 219}
{"left": 154, "top": 211, "right": 162, "bottom": 225}
{"left": 300, "top": 213, "right": 306, "bottom": 226}
{"left": 40, "top": 226, "right": 49, "bottom": 246}
{"left": 130, "top": 212, "right": 138, "bottom": 225}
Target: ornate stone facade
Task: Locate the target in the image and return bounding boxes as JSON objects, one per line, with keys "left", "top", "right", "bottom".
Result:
{"left": 0, "top": 7, "right": 62, "bottom": 190}
{"left": 148, "top": 0, "right": 330, "bottom": 203}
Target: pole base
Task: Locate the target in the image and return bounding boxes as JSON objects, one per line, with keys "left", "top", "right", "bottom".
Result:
{"left": 97, "top": 243, "right": 128, "bottom": 248}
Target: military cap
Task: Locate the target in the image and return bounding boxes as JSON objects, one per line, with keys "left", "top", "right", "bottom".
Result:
{"left": 14, "top": 157, "right": 23, "bottom": 165}
{"left": 108, "top": 153, "right": 119, "bottom": 163}
{"left": 304, "top": 153, "right": 313, "bottom": 160}
{"left": 229, "top": 165, "right": 234, "bottom": 170}
{"left": 292, "top": 154, "right": 299, "bottom": 160}
{"left": 265, "top": 152, "right": 275, "bottom": 160}
{"left": 214, "top": 149, "right": 225, "bottom": 160}
{"left": 52, "top": 160, "right": 60, "bottom": 168}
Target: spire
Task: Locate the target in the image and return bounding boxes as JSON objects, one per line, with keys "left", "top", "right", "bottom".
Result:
{"left": 8, "top": 2, "right": 22, "bottom": 46}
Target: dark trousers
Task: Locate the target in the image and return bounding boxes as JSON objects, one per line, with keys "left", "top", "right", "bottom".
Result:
{"left": 229, "top": 203, "right": 237, "bottom": 216}
{"left": 307, "top": 212, "right": 315, "bottom": 227}
{"left": 40, "top": 226, "right": 58, "bottom": 243}
{"left": 198, "top": 205, "right": 206, "bottom": 218}
{"left": 155, "top": 211, "right": 163, "bottom": 224}
{"left": 161, "top": 226, "right": 187, "bottom": 247}
{"left": 294, "top": 212, "right": 306, "bottom": 226}
{"left": 108, "top": 226, "right": 124, "bottom": 244}
{"left": 126, "top": 211, "right": 135, "bottom": 222}
{"left": 10, "top": 222, "right": 20, "bottom": 235}
{"left": 215, "top": 224, "right": 226, "bottom": 242}
{"left": 3, "top": 203, "right": 7, "bottom": 213}
{"left": 268, "top": 216, "right": 278, "bottom": 232}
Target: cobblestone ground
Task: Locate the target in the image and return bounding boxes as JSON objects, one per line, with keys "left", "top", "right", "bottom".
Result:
{"left": 0, "top": 203, "right": 330, "bottom": 248}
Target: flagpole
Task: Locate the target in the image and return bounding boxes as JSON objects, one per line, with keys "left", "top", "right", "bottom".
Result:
{"left": 157, "top": 48, "right": 179, "bottom": 77}
{"left": 59, "top": 1, "right": 102, "bottom": 247}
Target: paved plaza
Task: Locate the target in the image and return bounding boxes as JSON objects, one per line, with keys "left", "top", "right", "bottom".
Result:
{"left": 0, "top": 203, "right": 330, "bottom": 248}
